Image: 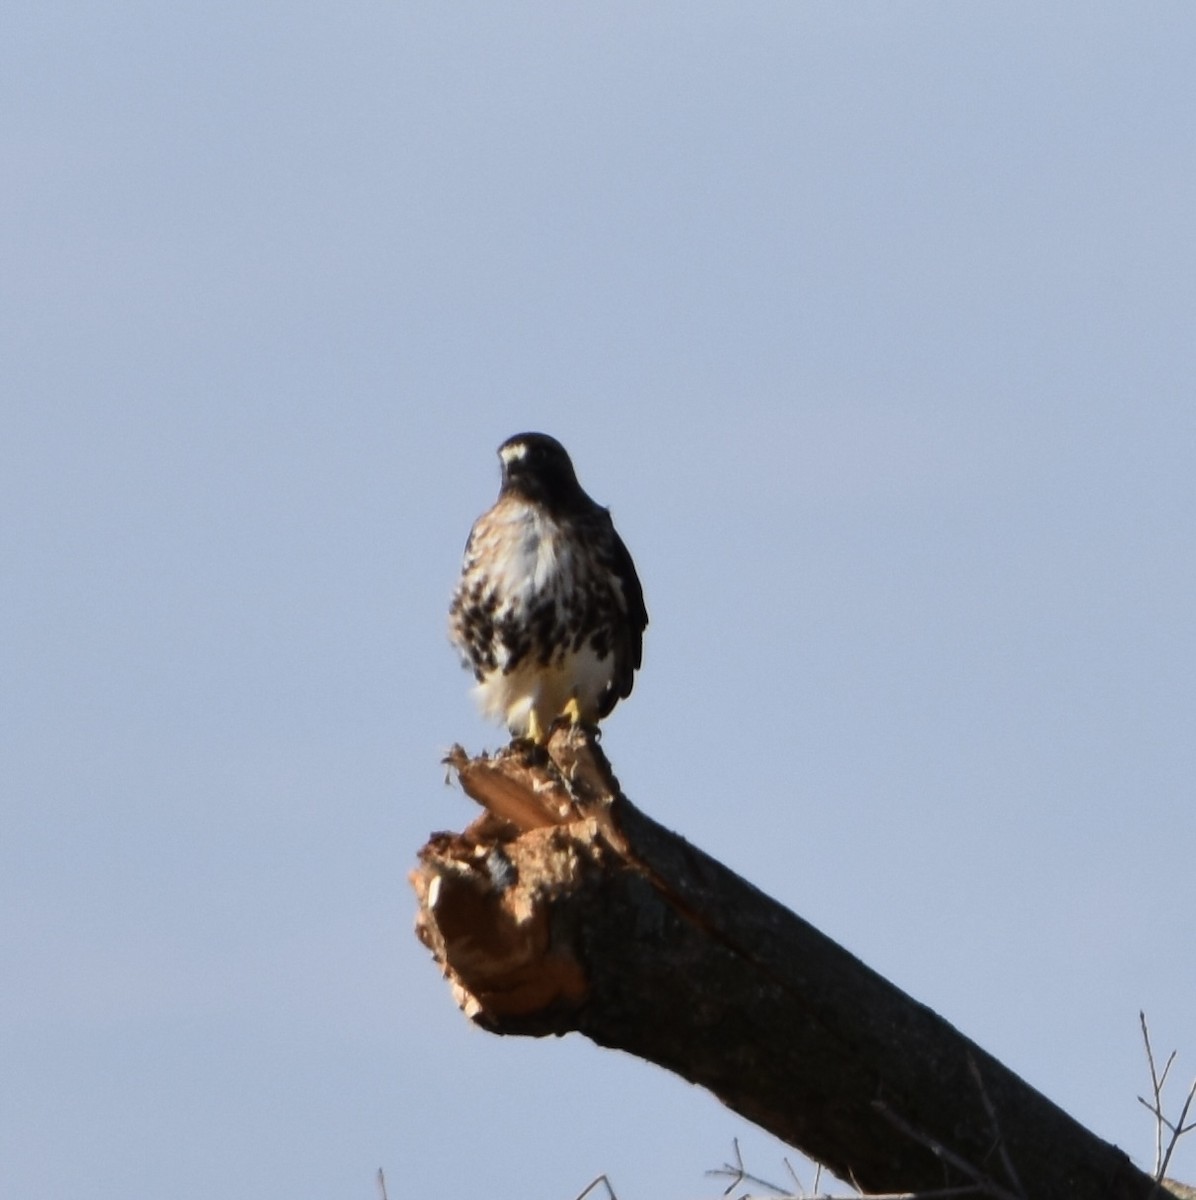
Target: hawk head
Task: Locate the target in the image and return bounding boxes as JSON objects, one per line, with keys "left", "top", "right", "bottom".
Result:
{"left": 497, "top": 432, "right": 587, "bottom": 512}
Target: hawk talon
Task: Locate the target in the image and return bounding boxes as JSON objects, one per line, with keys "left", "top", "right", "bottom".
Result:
{"left": 525, "top": 710, "right": 547, "bottom": 746}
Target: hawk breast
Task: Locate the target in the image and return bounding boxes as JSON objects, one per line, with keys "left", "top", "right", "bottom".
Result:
{"left": 449, "top": 493, "right": 644, "bottom": 733}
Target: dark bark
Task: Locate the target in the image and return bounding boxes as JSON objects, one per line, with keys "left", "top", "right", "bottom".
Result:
{"left": 411, "top": 726, "right": 1177, "bottom": 1200}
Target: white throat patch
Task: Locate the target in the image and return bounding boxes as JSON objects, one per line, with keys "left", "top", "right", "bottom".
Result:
{"left": 499, "top": 442, "right": 528, "bottom": 467}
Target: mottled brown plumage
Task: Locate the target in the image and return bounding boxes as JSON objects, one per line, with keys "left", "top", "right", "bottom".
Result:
{"left": 449, "top": 433, "right": 647, "bottom": 742}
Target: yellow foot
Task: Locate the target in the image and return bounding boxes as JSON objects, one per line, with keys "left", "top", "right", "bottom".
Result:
{"left": 562, "top": 696, "right": 583, "bottom": 725}
{"left": 526, "top": 710, "right": 547, "bottom": 746}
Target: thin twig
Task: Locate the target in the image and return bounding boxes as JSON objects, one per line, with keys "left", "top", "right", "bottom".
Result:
{"left": 1142, "top": 1012, "right": 1168, "bottom": 1177}
{"left": 873, "top": 1102, "right": 1024, "bottom": 1200}
{"left": 708, "top": 1138, "right": 1004, "bottom": 1200}
{"left": 966, "top": 1054, "right": 1026, "bottom": 1199}
{"left": 1156, "top": 1076, "right": 1196, "bottom": 1190}
{"left": 573, "top": 1173, "right": 618, "bottom": 1200}
{"left": 707, "top": 1137, "right": 794, "bottom": 1196}
{"left": 1139, "top": 1011, "right": 1196, "bottom": 1200}
{"left": 781, "top": 1157, "right": 805, "bottom": 1198}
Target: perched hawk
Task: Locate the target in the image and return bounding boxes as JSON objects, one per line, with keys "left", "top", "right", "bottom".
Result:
{"left": 449, "top": 432, "right": 648, "bottom": 744}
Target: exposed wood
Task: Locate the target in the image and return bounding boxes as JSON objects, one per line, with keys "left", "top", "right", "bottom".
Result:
{"left": 412, "top": 726, "right": 1181, "bottom": 1200}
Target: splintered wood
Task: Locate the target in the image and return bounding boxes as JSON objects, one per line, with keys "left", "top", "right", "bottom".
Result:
{"left": 412, "top": 727, "right": 623, "bottom": 1030}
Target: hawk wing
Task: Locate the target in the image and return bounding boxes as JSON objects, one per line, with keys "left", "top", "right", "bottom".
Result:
{"left": 591, "top": 508, "right": 648, "bottom": 718}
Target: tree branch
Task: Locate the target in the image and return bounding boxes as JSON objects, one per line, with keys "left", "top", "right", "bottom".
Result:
{"left": 411, "top": 726, "right": 1180, "bottom": 1199}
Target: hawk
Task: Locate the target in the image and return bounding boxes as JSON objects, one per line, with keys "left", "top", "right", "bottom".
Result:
{"left": 449, "top": 432, "right": 648, "bottom": 744}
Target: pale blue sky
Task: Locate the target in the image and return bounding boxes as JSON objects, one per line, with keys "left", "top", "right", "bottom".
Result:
{"left": 3, "top": 4, "right": 1195, "bottom": 1198}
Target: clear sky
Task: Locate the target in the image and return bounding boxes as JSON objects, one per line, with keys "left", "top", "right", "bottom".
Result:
{"left": 3, "top": 4, "right": 1194, "bottom": 1198}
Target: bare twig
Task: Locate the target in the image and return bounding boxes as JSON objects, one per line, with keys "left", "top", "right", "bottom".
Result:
{"left": 1141, "top": 1012, "right": 1173, "bottom": 1177}
{"left": 782, "top": 1158, "right": 806, "bottom": 1198}
{"left": 573, "top": 1174, "right": 618, "bottom": 1200}
{"left": 708, "top": 1138, "right": 1004, "bottom": 1200}
{"left": 966, "top": 1054, "right": 1026, "bottom": 1199}
{"left": 1138, "top": 1011, "right": 1196, "bottom": 1194}
{"left": 707, "top": 1137, "right": 796, "bottom": 1196}
{"left": 376, "top": 1167, "right": 388, "bottom": 1200}
{"left": 873, "top": 1102, "right": 1024, "bottom": 1200}
{"left": 1155, "top": 1077, "right": 1196, "bottom": 1194}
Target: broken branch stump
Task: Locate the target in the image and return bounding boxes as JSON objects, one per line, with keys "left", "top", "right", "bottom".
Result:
{"left": 411, "top": 726, "right": 1167, "bottom": 1199}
